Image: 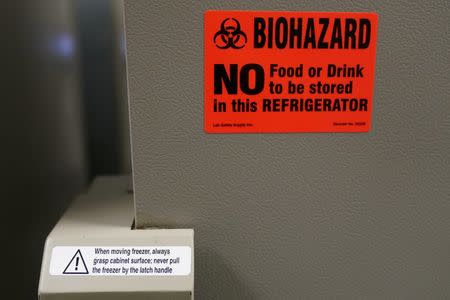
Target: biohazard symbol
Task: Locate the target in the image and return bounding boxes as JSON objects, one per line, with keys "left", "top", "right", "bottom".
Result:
{"left": 214, "top": 18, "right": 247, "bottom": 49}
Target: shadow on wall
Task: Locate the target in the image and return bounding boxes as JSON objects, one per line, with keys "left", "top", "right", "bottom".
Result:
{"left": 75, "top": 0, "right": 131, "bottom": 178}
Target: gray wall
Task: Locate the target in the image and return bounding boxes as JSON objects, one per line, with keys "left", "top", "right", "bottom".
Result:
{"left": 2, "top": 2, "right": 87, "bottom": 298}
{"left": 1, "top": 1, "right": 130, "bottom": 298}
{"left": 124, "top": 1, "right": 450, "bottom": 299}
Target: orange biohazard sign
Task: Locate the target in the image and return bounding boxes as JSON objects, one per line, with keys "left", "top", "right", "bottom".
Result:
{"left": 204, "top": 11, "right": 378, "bottom": 133}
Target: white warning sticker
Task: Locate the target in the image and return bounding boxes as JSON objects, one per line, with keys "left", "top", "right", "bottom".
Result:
{"left": 50, "top": 246, "right": 191, "bottom": 276}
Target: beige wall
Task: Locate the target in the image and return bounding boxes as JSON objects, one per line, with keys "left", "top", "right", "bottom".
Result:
{"left": 125, "top": 1, "right": 450, "bottom": 299}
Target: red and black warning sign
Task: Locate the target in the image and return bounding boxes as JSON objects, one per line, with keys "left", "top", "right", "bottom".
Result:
{"left": 204, "top": 11, "right": 378, "bottom": 133}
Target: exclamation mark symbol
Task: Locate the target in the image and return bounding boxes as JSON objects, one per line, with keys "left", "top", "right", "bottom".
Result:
{"left": 63, "top": 250, "right": 88, "bottom": 275}
{"left": 75, "top": 257, "right": 79, "bottom": 271}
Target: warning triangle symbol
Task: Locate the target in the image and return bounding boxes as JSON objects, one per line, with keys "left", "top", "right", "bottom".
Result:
{"left": 63, "top": 249, "right": 89, "bottom": 274}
